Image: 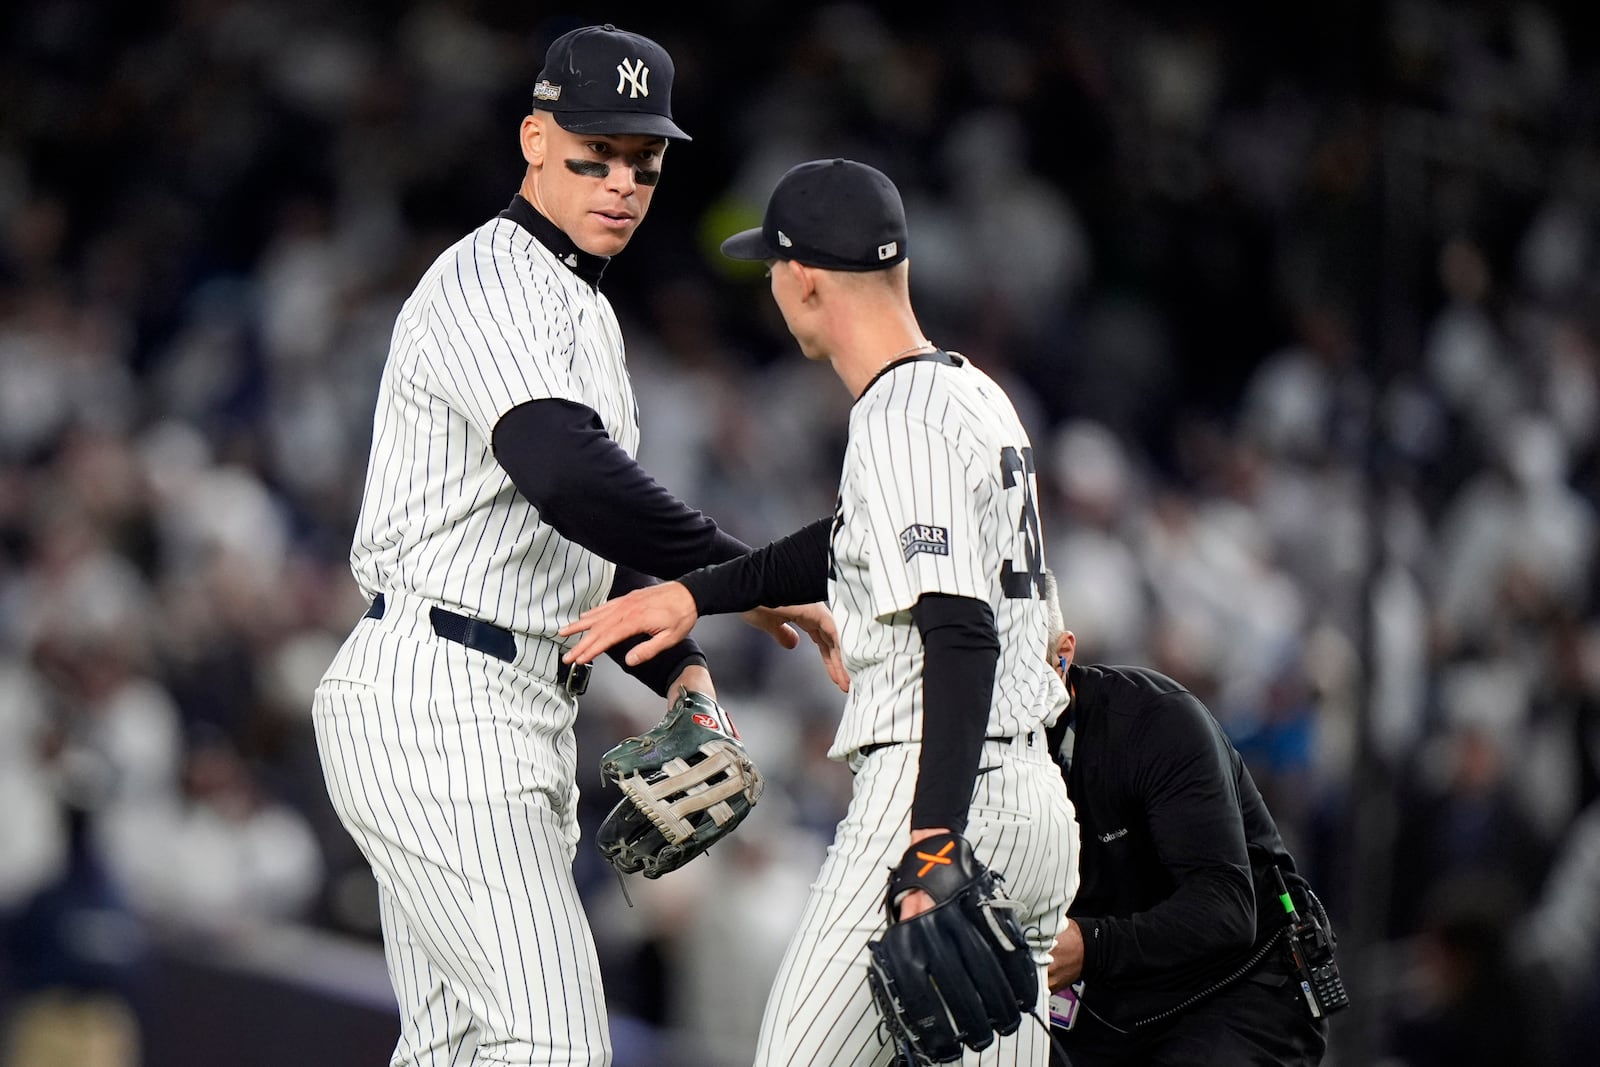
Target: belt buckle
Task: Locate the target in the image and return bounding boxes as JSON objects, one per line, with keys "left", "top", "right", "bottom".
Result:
{"left": 564, "top": 661, "right": 592, "bottom": 697}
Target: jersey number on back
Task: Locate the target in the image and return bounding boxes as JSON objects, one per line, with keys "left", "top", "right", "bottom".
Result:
{"left": 999, "top": 446, "right": 1047, "bottom": 599}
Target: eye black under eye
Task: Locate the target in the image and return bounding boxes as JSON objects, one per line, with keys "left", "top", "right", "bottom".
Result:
{"left": 565, "top": 159, "right": 610, "bottom": 179}
{"left": 562, "top": 156, "right": 661, "bottom": 184}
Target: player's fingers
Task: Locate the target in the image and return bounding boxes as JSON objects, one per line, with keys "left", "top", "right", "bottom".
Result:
{"left": 819, "top": 612, "right": 841, "bottom": 644}
{"left": 793, "top": 618, "right": 849, "bottom": 692}
{"left": 741, "top": 608, "right": 800, "bottom": 649}
{"left": 559, "top": 601, "right": 620, "bottom": 640}
{"left": 624, "top": 630, "right": 679, "bottom": 666}
{"left": 570, "top": 608, "right": 649, "bottom": 661}
{"left": 823, "top": 646, "right": 850, "bottom": 693}
{"left": 565, "top": 627, "right": 617, "bottom": 664}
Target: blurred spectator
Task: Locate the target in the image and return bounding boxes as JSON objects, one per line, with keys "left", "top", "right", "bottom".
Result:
{"left": 1431, "top": 413, "right": 1595, "bottom": 657}
{"left": 1, "top": 742, "right": 144, "bottom": 1067}
{"left": 105, "top": 730, "right": 323, "bottom": 937}
{"left": 1518, "top": 798, "right": 1600, "bottom": 1066}
{"left": 1044, "top": 419, "right": 1151, "bottom": 664}
{"left": 1388, "top": 722, "right": 1554, "bottom": 939}
{"left": 1386, "top": 875, "right": 1561, "bottom": 1067}
{"left": 0, "top": 661, "right": 62, "bottom": 913}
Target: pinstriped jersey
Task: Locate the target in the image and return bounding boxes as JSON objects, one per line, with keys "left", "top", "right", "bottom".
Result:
{"left": 826, "top": 352, "right": 1068, "bottom": 760}
{"left": 349, "top": 210, "right": 639, "bottom": 639}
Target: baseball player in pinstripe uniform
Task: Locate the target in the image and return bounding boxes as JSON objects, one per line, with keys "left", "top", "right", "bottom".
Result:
{"left": 311, "top": 25, "right": 830, "bottom": 1067}
{"left": 562, "top": 159, "right": 1080, "bottom": 1065}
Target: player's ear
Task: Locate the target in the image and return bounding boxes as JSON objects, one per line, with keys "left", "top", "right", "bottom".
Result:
{"left": 521, "top": 113, "right": 546, "bottom": 167}
{"left": 790, "top": 260, "right": 818, "bottom": 302}
{"left": 1056, "top": 630, "right": 1076, "bottom": 670}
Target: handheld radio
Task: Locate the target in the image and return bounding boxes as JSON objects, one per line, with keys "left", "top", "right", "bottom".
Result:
{"left": 1273, "top": 867, "right": 1348, "bottom": 1018}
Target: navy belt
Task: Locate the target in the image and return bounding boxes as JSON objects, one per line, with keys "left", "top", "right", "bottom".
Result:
{"left": 858, "top": 733, "right": 1038, "bottom": 759}
{"left": 364, "top": 594, "right": 590, "bottom": 695}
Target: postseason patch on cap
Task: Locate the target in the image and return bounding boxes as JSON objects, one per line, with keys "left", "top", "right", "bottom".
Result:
{"left": 899, "top": 523, "right": 950, "bottom": 561}
{"left": 533, "top": 79, "right": 561, "bottom": 101}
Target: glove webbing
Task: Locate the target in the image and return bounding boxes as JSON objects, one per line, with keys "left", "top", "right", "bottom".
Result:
{"left": 617, "top": 741, "right": 752, "bottom": 844}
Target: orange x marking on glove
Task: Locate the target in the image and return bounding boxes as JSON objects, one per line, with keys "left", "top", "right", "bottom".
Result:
{"left": 916, "top": 840, "right": 957, "bottom": 877}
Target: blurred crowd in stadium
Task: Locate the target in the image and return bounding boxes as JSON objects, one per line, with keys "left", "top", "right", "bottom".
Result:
{"left": 3, "top": 2, "right": 1600, "bottom": 1064}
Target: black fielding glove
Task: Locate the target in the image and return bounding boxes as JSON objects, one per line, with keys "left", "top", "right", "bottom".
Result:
{"left": 865, "top": 832, "right": 1037, "bottom": 1064}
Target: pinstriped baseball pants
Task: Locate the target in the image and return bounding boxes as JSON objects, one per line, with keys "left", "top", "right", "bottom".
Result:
{"left": 312, "top": 609, "right": 610, "bottom": 1067}
{"left": 754, "top": 737, "right": 1079, "bottom": 1067}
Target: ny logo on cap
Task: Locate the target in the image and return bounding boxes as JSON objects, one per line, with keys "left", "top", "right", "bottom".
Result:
{"left": 616, "top": 57, "right": 649, "bottom": 98}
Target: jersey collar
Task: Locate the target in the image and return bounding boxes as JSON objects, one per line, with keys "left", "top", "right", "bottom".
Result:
{"left": 858, "top": 348, "right": 962, "bottom": 401}
{"left": 499, "top": 195, "right": 609, "bottom": 287}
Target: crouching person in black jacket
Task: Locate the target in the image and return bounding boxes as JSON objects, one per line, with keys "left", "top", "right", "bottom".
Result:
{"left": 1045, "top": 585, "right": 1335, "bottom": 1065}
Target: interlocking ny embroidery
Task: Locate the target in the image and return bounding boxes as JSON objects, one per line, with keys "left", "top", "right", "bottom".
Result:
{"left": 616, "top": 58, "right": 649, "bottom": 98}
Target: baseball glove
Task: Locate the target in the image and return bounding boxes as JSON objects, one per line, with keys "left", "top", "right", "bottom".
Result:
{"left": 866, "top": 832, "right": 1037, "bottom": 1065}
{"left": 595, "top": 690, "right": 763, "bottom": 879}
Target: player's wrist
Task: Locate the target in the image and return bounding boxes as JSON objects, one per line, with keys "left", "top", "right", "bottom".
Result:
{"left": 670, "top": 661, "right": 714, "bottom": 702}
{"left": 666, "top": 580, "right": 701, "bottom": 620}
{"left": 679, "top": 561, "right": 761, "bottom": 617}
{"left": 620, "top": 632, "right": 706, "bottom": 697}
{"left": 675, "top": 568, "right": 717, "bottom": 615}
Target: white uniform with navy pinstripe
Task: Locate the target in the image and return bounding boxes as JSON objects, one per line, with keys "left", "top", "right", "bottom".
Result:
{"left": 754, "top": 353, "right": 1079, "bottom": 1066}
{"left": 312, "top": 211, "right": 635, "bottom": 1065}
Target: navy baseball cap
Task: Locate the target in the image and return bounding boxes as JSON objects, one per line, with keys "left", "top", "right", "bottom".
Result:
{"left": 532, "top": 23, "right": 691, "bottom": 141}
{"left": 721, "top": 159, "right": 908, "bottom": 271}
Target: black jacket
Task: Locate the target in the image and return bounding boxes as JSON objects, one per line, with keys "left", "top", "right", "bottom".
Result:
{"left": 1050, "top": 662, "right": 1305, "bottom": 1029}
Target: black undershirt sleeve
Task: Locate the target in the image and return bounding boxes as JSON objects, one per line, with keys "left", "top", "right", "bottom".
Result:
{"left": 491, "top": 399, "right": 750, "bottom": 577}
{"left": 678, "top": 517, "right": 831, "bottom": 615}
{"left": 909, "top": 593, "right": 999, "bottom": 833}
{"left": 604, "top": 565, "right": 706, "bottom": 697}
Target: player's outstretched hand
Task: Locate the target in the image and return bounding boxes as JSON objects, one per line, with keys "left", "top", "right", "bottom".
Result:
{"left": 561, "top": 581, "right": 700, "bottom": 666}
{"left": 739, "top": 606, "right": 802, "bottom": 652}
{"left": 561, "top": 588, "right": 846, "bottom": 693}
{"left": 757, "top": 603, "right": 849, "bottom": 693}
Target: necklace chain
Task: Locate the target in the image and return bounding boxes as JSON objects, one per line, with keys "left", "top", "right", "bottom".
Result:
{"left": 881, "top": 339, "right": 933, "bottom": 369}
